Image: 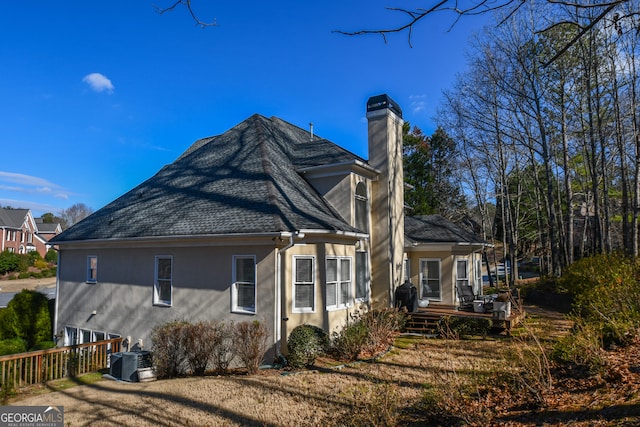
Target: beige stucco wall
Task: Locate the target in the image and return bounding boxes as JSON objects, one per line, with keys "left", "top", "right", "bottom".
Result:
{"left": 55, "top": 242, "right": 277, "bottom": 351}
{"left": 368, "top": 108, "right": 404, "bottom": 309}
{"left": 279, "top": 239, "right": 364, "bottom": 352}
{"left": 405, "top": 249, "right": 483, "bottom": 307}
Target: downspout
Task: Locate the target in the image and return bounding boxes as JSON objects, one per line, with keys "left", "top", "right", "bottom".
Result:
{"left": 275, "top": 231, "right": 297, "bottom": 360}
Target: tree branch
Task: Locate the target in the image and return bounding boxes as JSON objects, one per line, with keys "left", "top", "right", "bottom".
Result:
{"left": 154, "top": 0, "right": 217, "bottom": 28}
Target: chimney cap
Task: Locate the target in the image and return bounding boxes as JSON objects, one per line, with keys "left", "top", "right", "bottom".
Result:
{"left": 366, "top": 94, "right": 402, "bottom": 118}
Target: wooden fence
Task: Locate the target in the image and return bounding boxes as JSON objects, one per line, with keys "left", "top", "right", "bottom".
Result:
{"left": 0, "top": 338, "right": 123, "bottom": 390}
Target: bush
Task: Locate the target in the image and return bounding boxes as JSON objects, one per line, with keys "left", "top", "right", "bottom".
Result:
{"left": 330, "top": 318, "right": 368, "bottom": 362}
{"left": 287, "top": 324, "right": 328, "bottom": 368}
{"left": 182, "top": 321, "right": 231, "bottom": 376}
{"left": 233, "top": 320, "right": 269, "bottom": 374}
{"left": 45, "top": 249, "right": 58, "bottom": 264}
{"left": 330, "top": 307, "right": 405, "bottom": 362}
{"left": 151, "top": 320, "right": 189, "bottom": 379}
{"left": 210, "top": 322, "right": 234, "bottom": 373}
{"left": 31, "top": 341, "right": 56, "bottom": 351}
{"left": 0, "top": 250, "right": 22, "bottom": 275}
{"left": 438, "top": 316, "right": 492, "bottom": 339}
{"left": 0, "top": 338, "right": 26, "bottom": 356}
{"left": 2, "top": 290, "right": 52, "bottom": 350}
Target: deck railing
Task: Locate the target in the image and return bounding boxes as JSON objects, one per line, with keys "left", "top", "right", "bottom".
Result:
{"left": 0, "top": 338, "right": 123, "bottom": 390}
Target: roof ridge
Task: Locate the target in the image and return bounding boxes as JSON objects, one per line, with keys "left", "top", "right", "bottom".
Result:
{"left": 255, "top": 117, "right": 288, "bottom": 232}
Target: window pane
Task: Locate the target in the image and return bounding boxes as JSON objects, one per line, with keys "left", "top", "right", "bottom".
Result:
{"left": 326, "top": 282, "right": 337, "bottom": 306}
{"left": 427, "top": 261, "right": 439, "bottom": 279}
{"left": 158, "top": 280, "right": 171, "bottom": 302}
{"left": 340, "top": 259, "right": 351, "bottom": 280}
{"left": 457, "top": 260, "right": 468, "bottom": 279}
{"left": 236, "top": 257, "right": 255, "bottom": 283}
{"left": 356, "top": 252, "right": 367, "bottom": 299}
{"left": 339, "top": 281, "right": 349, "bottom": 305}
{"left": 295, "top": 283, "right": 314, "bottom": 308}
{"left": 158, "top": 258, "right": 172, "bottom": 280}
{"left": 237, "top": 283, "right": 255, "bottom": 309}
{"left": 296, "top": 258, "right": 312, "bottom": 282}
{"left": 326, "top": 259, "right": 337, "bottom": 282}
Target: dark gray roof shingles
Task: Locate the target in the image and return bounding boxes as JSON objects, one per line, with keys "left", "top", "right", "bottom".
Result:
{"left": 405, "top": 215, "right": 486, "bottom": 245}
{"left": 51, "top": 115, "right": 361, "bottom": 243}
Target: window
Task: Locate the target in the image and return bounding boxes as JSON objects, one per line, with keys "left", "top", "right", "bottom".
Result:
{"left": 80, "top": 329, "right": 92, "bottom": 344}
{"left": 93, "top": 331, "right": 106, "bottom": 342}
{"left": 419, "top": 259, "right": 441, "bottom": 300}
{"left": 355, "top": 252, "right": 369, "bottom": 301}
{"left": 232, "top": 255, "right": 256, "bottom": 313}
{"left": 326, "top": 257, "right": 352, "bottom": 309}
{"left": 355, "top": 182, "right": 368, "bottom": 232}
{"left": 456, "top": 259, "right": 469, "bottom": 290}
{"left": 403, "top": 258, "right": 410, "bottom": 282}
{"left": 475, "top": 258, "right": 483, "bottom": 291}
{"left": 293, "top": 256, "right": 315, "bottom": 312}
{"left": 87, "top": 256, "right": 98, "bottom": 283}
{"left": 153, "top": 256, "right": 172, "bottom": 306}
{"left": 64, "top": 326, "right": 78, "bottom": 346}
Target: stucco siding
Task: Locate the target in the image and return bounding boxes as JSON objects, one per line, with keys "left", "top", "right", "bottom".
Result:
{"left": 56, "top": 244, "right": 276, "bottom": 349}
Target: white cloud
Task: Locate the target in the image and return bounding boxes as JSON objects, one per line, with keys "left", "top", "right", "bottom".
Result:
{"left": 409, "top": 94, "right": 428, "bottom": 114}
{"left": 0, "top": 171, "right": 71, "bottom": 200}
{"left": 82, "top": 72, "right": 115, "bottom": 94}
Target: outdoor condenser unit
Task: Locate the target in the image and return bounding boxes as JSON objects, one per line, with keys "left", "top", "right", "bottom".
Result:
{"left": 110, "top": 351, "right": 153, "bottom": 382}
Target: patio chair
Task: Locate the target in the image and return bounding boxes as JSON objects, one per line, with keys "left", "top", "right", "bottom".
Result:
{"left": 456, "top": 282, "right": 479, "bottom": 312}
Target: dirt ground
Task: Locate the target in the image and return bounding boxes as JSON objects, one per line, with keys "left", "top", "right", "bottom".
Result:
{"left": 5, "top": 306, "right": 639, "bottom": 426}
{"left": 0, "top": 277, "right": 56, "bottom": 294}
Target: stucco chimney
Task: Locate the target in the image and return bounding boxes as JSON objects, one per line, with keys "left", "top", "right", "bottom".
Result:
{"left": 366, "top": 94, "right": 404, "bottom": 308}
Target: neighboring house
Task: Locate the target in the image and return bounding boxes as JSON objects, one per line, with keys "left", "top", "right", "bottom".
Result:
{"left": 50, "top": 95, "right": 485, "bottom": 359}
{"left": 0, "top": 208, "right": 60, "bottom": 258}
{"left": 404, "top": 215, "right": 488, "bottom": 307}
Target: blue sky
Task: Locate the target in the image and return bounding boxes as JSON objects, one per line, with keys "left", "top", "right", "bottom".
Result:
{"left": 0, "top": 1, "right": 489, "bottom": 217}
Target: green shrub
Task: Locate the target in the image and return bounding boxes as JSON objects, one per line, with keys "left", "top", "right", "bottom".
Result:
{"left": 45, "top": 249, "right": 58, "bottom": 264}
{"left": 0, "top": 338, "right": 27, "bottom": 356}
{"left": 3, "top": 290, "right": 52, "bottom": 349}
{"left": 233, "top": 320, "right": 269, "bottom": 374}
{"left": 331, "top": 318, "right": 368, "bottom": 361}
{"left": 151, "top": 320, "right": 189, "bottom": 379}
{"left": 287, "top": 324, "right": 328, "bottom": 368}
{"left": 0, "top": 250, "right": 22, "bottom": 275}
{"left": 438, "top": 316, "right": 492, "bottom": 338}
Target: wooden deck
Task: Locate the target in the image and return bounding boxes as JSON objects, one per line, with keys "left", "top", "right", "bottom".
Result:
{"left": 405, "top": 304, "right": 526, "bottom": 335}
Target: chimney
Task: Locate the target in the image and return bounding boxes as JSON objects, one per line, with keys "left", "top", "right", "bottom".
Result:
{"left": 366, "top": 94, "right": 405, "bottom": 308}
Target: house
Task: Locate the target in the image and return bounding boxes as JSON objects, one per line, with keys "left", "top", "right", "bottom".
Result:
{"left": 404, "top": 215, "right": 487, "bottom": 307}
{"left": 50, "top": 95, "right": 486, "bottom": 358}
{"left": 0, "top": 208, "right": 60, "bottom": 258}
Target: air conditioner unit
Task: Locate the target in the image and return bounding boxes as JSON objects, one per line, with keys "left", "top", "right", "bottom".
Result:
{"left": 109, "top": 352, "right": 123, "bottom": 379}
{"left": 121, "top": 351, "right": 154, "bottom": 382}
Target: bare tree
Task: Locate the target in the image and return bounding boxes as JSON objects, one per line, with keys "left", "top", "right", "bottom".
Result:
{"left": 335, "top": 0, "right": 638, "bottom": 65}
{"left": 60, "top": 203, "right": 94, "bottom": 229}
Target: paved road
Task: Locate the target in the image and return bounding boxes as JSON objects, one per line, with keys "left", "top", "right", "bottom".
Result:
{"left": 0, "top": 286, "right": 56, "bottom": 308}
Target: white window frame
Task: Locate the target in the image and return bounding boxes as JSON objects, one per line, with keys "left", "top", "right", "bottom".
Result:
{"left": 326, "top": 256, "right": 352, "bottom": 310}
{"left": 419, "top": 258, "right": 441, "bottom": 301}
{"left": 293, "top": 256, "right": 315, "bottom": 313}
{"left": 153, "top": 255, "right": 173, "bottom": 307}
{"left": 232, "top": 255, "right": 257, "bottom": 314}
{"left": 86, "top": 255, "right": 98, "bottom": 284}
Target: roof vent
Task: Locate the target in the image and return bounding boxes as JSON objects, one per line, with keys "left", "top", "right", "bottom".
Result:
{"left": 366, "top": 94, "right": 403, "bottom": 118}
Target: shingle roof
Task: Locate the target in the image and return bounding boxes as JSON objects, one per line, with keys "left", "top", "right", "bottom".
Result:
{"left": 51, "top": 114, "right": 362, "bottom": 243}
{"left": 0, "top": 208, "right": 29, "bottom": 229}
{"left": 405, "top": 215, "right": 486, "bottom": 245}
